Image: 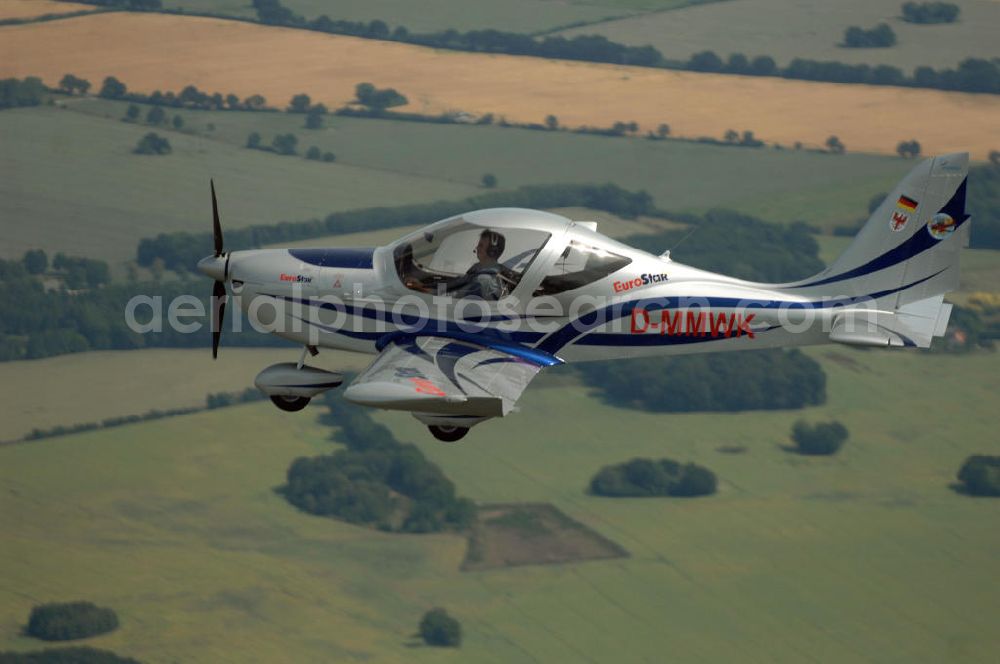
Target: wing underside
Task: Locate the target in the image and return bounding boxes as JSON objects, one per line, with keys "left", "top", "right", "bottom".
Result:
{"left": 343, "top": 336, "right": 552, "bottom": 417}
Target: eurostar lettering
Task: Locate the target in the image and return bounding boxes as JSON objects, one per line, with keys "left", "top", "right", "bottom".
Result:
{"left": 613, "top": 272, "right": 669, "bottom": 293}
{"left": 630, "top": 309, "right": 757, "bottom": 338}
{"left": 280, "top": 273, "right": 313, "bottom": 283}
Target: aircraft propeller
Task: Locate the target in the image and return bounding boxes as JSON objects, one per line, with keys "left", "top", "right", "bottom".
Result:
{"left": 209, "top": 180, "right": 228, "bottom": 359}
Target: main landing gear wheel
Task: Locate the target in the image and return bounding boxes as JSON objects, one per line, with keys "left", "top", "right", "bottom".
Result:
{"left": 428, "top": 425, "right": 469, "bottom": 442}
{"left": 270, "top": 395, "right": 311, "bottom": 412}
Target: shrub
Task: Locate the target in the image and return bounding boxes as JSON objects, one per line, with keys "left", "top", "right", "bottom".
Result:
{"left": 590, "top": 458, "right": 717, "bottom": 497}
{"left": 26, "top": 602, "right": 119, "bottom": 641}
{"left": 133, "top": 133, "right": 171, "bottom": 155}
{"left": 481, "top": 173, "right": 497, "bottom": 188}
{"left": 419, "top": 608, "right": 461, "bottom": 647}
{"left": 956, "top": 455, "right": 1000, "bottom": 496}
{"left": 791, "top": 420, "right": 848, "bottom": 456}
{"left": 842, "top": 23, "right": 897, "bottom": 48}
{"left": 902, "top": 2, "right": 960, "bottom": 24}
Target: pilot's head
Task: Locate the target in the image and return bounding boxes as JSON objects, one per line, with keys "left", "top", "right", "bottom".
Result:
{"left": 475, "top": 230, "right": 505, "bottom": 264}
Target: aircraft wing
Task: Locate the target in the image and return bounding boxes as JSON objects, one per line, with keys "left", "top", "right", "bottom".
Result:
{"left": 343, "top": 335, "right": 561, "bottom": 417}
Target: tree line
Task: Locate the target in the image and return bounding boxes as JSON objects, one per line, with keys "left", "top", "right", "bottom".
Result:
{"left": 59, "top": 0, "right": 1000, "bottom": 94}
{"left": 58, "top": 74, "right": 274, "bottom": 112}
{"left": 240, "top": 0, "right": 997, "bottom": 95}
{"left": 577, "top": 349, "right": 827, "bottom": 413}
{"left": 0, "top": 77, "right": 45, "bottom": 110}
{"left": 902, "top": 2, "right": 960, "bottom": 24}
{"left": 281, "top": 395, "right": 476, "bottom": 532}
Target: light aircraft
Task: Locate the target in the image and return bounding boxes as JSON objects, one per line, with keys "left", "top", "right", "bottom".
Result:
{"left": 198, "top": 153, "right": 970, "bottom": 441}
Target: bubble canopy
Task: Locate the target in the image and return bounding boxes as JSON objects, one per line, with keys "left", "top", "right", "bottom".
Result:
{"left": 389, "top": 209, "right": 569, "bottom": 298}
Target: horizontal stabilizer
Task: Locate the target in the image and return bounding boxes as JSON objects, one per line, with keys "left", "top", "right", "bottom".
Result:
{"left": 830, "top": 295, "right": 952, "bottom": 349}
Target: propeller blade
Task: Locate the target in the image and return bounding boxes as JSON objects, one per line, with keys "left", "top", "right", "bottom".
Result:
{"left": 211, "top": 179, "right": 223, "bottom": 257}
{"left": 211, "top": 279, "right": 227, "bottom": 359}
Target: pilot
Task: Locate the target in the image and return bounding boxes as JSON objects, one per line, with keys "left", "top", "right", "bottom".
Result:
{"left": 446, "top": 230, "right": 507, "bottom": 300}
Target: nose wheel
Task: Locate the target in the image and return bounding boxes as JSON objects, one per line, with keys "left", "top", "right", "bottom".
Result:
{"left": 428, "top": 425, "right": 469, "bottom": 442}
{"left": 270, "top": 395, "right": 311, "bottom": 412}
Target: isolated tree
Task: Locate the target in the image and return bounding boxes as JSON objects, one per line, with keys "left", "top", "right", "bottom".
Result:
{"left": 145, "top": 106, "right": 165, "bottom": 125}
{"left": 59, "top": 73, "right": 90, "bottom": 95}
{"left": 305, "top": 108, "right": 324, "bottom": 129}
{"left": 133, "top": 132, "right": 172, "bottom": 155}
{"left": 26, "top": 602, "right": 119, "bottom": 641}
{"left": 272, "top": 133, "right": 298, "bottom": 155}
{"left": 288, "top": 92, "right": 311, "bottom": 112}
{"left": 825, "top": 135, "right": 846, "bottom": 154}
{"left": 791, "top": 420, "right": 848, "bottom": 455}
{"left": 656, "top": 123, "right": 670, "bottom": 138}
{"left": 306, "top": 145, "right": 321, "bottom": 160}
{"left": 23, "top": 249, "right": 48, "bottom": 275}
{"left": 896, "top": 139, "right": 921, "bottom": 158}
{"left": 724, "top": 129, "right": 739, "bottom": 143}
{"left": 246, "top": 132, "right": 261, "bottom": 149}
{"left": 956, "top": 455, "right": 1000, "bottom": 496}
{"left": 123, "top": 104, "right": 140, "bottom": 122}
{"left": 98, "top": 76, "right": 127, "bottom": 99}
{"left": 172, "top": 114, "right": 184, "bottom": 130}
{"left": 842, "top": 23, "right": 897, "bottom": 48}
{"left": 481, "top": 173, "right": 497, "bottom": 188}
{"left": 419, "top": 608, "right": 461, "bottom": 647}
{"left": 545, "top": 114, "right": 559, "bottom": 130}
{"left": 322, "top": 151, "right": 336, "bottom": 162}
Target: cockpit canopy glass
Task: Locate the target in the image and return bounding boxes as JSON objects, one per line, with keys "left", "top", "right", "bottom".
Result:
{"left": 393, "top": 220, "right": 551, "bottom": 299}
{"left": 534, "top": 240, "right": 632, "bottom": 296}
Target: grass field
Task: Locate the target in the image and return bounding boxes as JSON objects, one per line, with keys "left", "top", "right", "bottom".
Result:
{"left": 65, "top": 97, "right": 911, "bottom": 230}
{"left": 1, "top": 91, "right": 916, "bottom": 267}
{"left": 161, "top": 0, "right": 723, "bottom": 33}
{"left": 1, "top": 347, "right": 997, "bottom": 662}
{"left": 0, "top": 105, "right": 478, "bottom": 263}
{"left": 0, "top": 347, "right": 374, "bottom": 442}
{"left": 163, "top": 0, "right": 633, "bottom": 33}
{"left": 557, "top": 0, "right": 1000, "bottom": 69}
{"left": 1, "top": 13, "right": 997, "bottom": 160}
{"left": 0, "top": 0, "right": 93, "bottom": 21}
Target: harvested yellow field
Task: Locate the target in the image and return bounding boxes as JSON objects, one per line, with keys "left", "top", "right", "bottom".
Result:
{"left": 0, "top": 0, "right": 93, "bottom": 20}
{"left": 2, "top": 12, "right": 998, "bottom": 158}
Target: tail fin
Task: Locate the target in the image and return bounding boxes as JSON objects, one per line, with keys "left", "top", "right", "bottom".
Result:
{"left": 786, "top": 153, "right": 970, "bottom": 348}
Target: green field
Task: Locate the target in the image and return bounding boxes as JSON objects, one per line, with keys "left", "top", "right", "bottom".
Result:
{"left": 162, "top": 0, "right": 716, "bottom": 33}
{"left": 556, "top": 0, "right": 1000, "bottom": 69}
{"left": 0, "top": 104, "right": 478, "bottom": 264}
{"left": 1, "top": 347, "right": 997, "bottom": 662}
{"left": 2, "top": 97, "right": 914, "bottom": 269}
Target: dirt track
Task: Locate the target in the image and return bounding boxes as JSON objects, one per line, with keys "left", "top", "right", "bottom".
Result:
{"left": 2, "top": 12, "right": 997, "bottom": 158}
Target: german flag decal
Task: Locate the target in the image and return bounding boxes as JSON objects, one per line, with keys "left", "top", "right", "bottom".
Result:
{"left": 896, "top": 195, "right": 918, "bottom": 212}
